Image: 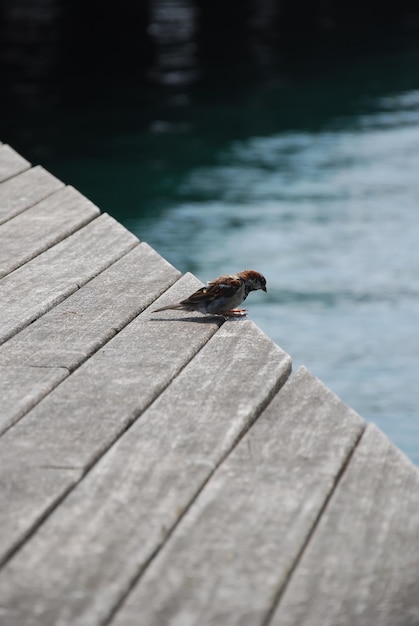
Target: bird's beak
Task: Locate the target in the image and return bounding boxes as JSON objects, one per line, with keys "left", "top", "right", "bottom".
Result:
{"left": 262, "top": 286, "right": 267, "bottom": 293}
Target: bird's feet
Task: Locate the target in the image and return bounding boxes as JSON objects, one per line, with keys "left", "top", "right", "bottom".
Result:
{"left": 223, "top": 308, "right": 248, "bottom": 318}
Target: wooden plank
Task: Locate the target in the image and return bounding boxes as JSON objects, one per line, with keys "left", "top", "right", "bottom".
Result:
{"left": 0, "top": 274, "right": 221, "bottom": 567}
{"left": 269, "top": 423, "right": 419, "bottom": 626}
{"left": 0, "top": 145, "right": 31, "bottom": 183}
{"left": 0, "top": 318, "right": 291, "bottom": 626}
{"left": 0, "top": 243, "right": 180, "bottom": 370}
{"left": 0, "top": 462, "right": 82, "bottom": 570}
{"left": 0, "top": 366, "right": 68, "bottom": 435}
{"left": 0, "top": 165, "right": 64, "bottom": 224}
{"left": 109, "top": 367, "right": 365, "bottom": 626}
{"left": 0, "top": 213, "right": 138, "bottom": 345}
{"left": 0, "top": 186, "right": 100, "bottom": 278}
{"left": 0, "top": 244, "right": 180, "bottom": 433}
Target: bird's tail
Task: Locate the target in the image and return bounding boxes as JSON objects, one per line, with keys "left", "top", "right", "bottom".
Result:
{"left": 152, "top": 302, "right": 185, "bottom": 313}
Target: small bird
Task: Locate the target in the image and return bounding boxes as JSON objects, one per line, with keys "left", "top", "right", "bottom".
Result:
{"left": 153, "top": 270, "right": 267, "bottom": 317}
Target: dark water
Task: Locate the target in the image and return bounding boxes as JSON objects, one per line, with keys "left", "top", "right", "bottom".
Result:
{"left": 2, "top": 23, "right": 419, "bottom": 462}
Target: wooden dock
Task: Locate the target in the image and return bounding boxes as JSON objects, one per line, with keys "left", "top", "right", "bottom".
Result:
{"left": 0, "top": 141, "right": 418, "bottom": 626}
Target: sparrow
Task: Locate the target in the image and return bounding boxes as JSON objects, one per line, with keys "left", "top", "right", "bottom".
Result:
{"left": 153, "top": 270, "right": 267, "bottom": 317}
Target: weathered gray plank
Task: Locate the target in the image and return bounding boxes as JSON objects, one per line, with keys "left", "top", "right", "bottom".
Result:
{"left": 110, "top": 367, "right": 365, "bottom": 626}
{"left": 0, "top": 462, "right": 82, "bottom": 571}
{"left": 0, "top": 145, "right": 31, "bottom": 183}
{"left": 0, "top": 274, "right": 221, "bottom": 567}
{"left": 0, "top": 244, "right": 180, "bottom": 433}
{"left": 269, "top": 423, "right": 419, "bottom": 626}
{"left": 0, "top": 318, "right": 291, "bottom": 626}
{"left": 0, "top": 243, "right": 180, "bottom": 370}
{"left": 0, "top": 213, "right": 138, "bottom": 345}
{"left": 0, "top": 186, "right": 100, "bottom": 278}
{"left": 0, "top": 366, "right": 68, "bottom": 434}
{"left": 0, "top": 165, "right": 64, "bottom": 224}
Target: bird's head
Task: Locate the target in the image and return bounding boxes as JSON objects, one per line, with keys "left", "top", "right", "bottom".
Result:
{"left": 238, "top": 270, "right": 267, "bottom": 293}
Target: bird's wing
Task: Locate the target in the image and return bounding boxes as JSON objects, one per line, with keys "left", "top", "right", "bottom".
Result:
{"left": 182, "top": 276, "right": 242, "bottom": 306}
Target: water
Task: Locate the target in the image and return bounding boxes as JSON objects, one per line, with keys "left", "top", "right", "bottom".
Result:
{"left": 2, "top": 31, "right": 419, "bottom": 463}
{"left": 131, "top": 92, "right": 419, "bottom": 464}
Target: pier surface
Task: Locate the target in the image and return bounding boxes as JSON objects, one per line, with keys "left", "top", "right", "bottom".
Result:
{"left": 1, "top": 142, "right": 418, "bottom": 626}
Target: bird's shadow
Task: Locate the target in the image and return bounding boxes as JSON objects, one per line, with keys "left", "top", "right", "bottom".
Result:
{"left": 148, "top": 314, "right": 247, "bottom": 325}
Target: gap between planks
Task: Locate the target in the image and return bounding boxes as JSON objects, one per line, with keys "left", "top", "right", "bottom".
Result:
{"left": 261, "top": 420, "right": 367, "bottom": 626}
{"left": 3, "top": 316, "right": 290, "bottom": 624}
{"left": 0, "top": 245, "right": 183, "bottom": 436}
{"left": 0, "top": 315, "right": 227, "bottom": 569}
{"left": 0, "top": 275, "right": 222, "bottom": 568}
{"left": 103, "top": 343, "right": 292, "bottom": 626}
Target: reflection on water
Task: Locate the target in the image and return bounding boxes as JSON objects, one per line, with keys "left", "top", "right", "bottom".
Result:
{"left": 148, "top": 0, "right": 199, "bottom": 86}
{"left": 137, "top": 90, "right": 419, "bottom": 463}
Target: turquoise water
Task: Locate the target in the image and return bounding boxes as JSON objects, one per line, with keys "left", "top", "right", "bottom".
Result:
{"left": 5, "top": 37, "right": 419, "bottom": 463}
{"left": 131, "top": 92, "right": 419, "bottom": 464}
